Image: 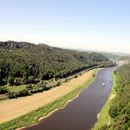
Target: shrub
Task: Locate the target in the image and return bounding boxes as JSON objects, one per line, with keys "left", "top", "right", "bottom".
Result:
{"left": 44, "top": 86, "right": 50, "bottom": 90}
{"left": 18, "top": 89, "right": 28, "bottom": 96}
{"left": 0, "top": 86, "right": 8, "bottom": 94}
{"left": 8, "top": 88, "right": 29, "bottom": 98}
{"left": 26, "top": 76, "right": 35, "bottom": 84}
{"left": 109, "top": 104, "right": 118, "bottom": 118}
{"left": 8, "top": 91, "right": 17, "bottom": 98}
{"left": 98, "top": 124, "right": 107, "bottom": 130}
{"left": 64, "top": 78, "right": 68, "bottom": 82}
{"left": 21, "top": 77, "right": 28, "bottom": 84}
{"left": 74, "top": 75, "right": 78, "bottom": 78}
{"left": 26, "top": 85, "right": 33, "bottom": 90}
{"left": 8, "top": 76, "right": 14, "bottom": 85}
{"left": 30, "top": 89, "right": 38, "bottom": 94}
{"left": 37, "top": 87, "right": 44, "bottom": 92}
{"left": 14, "top": 78, "right": 21, "bottom": 86}
{"left": 56, "top": 81, "right": 61, "bottom": 86}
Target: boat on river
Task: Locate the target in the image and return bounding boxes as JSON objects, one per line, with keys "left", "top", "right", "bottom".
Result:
{"left": 102, "top": 82, "right": 106, "bottom": 87}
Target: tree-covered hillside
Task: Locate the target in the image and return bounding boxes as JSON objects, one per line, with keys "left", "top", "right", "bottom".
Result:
{"left": 108, "top": 64, "right": 130, "bottom": 130}
{"left": 0, "top": 41, "right": 115, "bottom": 86}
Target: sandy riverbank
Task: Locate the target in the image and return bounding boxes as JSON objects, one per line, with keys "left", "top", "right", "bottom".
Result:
{"left": 0, "top": 69, "right": 96, "bottom": 124}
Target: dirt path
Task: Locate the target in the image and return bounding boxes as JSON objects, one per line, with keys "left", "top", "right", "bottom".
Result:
{"left": 0, "top": 69, "right": 95, "bottom": 124}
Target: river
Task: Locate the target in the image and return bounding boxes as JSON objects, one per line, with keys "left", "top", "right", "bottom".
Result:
{"left": 23, "top": 67, "right": 113, "bottom": 130}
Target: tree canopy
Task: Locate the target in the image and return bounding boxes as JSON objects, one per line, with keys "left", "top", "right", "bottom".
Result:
{"left": 0, "top": 41, "right": 115, "bottom": 86}
{"left": 108, "top": 64, "right": 130, "bottom": 130}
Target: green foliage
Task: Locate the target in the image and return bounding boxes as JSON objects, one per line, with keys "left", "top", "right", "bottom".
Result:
{"left": 108, "top": 64, "right": 130, "bottom": 130}
{"left": 26, "top": 76, "right": 35, "bottom": 84}
{"left": 98, "top": 124, "right": 107, "bottom": 130}
{"left": 0, "top": 86, "right": 7, "bottom": 94}
{"left": 0, "top": 41, "right": 114, "bottom": 85}
{"left": 8, "top": 76, "right": 14, "bottom": 85}
{"left": 8, "top": 88, "right": 29, "bottom": 98}
{"left": 109, "top": 104, "right": 118, "bottom": 118}
{"left": 0, "top": 41, "right": 115, "bottom": 98}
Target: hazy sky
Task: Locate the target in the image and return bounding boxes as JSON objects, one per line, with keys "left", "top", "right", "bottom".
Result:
{"left": 0, "top": 0, "right": 130, "bottom": 53}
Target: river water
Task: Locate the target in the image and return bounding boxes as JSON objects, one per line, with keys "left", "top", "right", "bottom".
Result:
{"left": 23, "top": 67, "right": 113, "bottom": 130}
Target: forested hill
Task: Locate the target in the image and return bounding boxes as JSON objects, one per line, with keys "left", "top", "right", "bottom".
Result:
{"left": 108, "top": 64, "right": 130, "bottom": 130}
{"left": 0, "top": 41, "right": 115, "bottom": 85}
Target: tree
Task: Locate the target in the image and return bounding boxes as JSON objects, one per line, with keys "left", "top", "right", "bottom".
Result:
{"left": 8, "top": 76, "right": 14, "bottom": 85}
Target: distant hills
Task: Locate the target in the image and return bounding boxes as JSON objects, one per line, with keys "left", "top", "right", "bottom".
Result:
{"left": 0, "top": 41, "right": 115, "bottom": 85}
